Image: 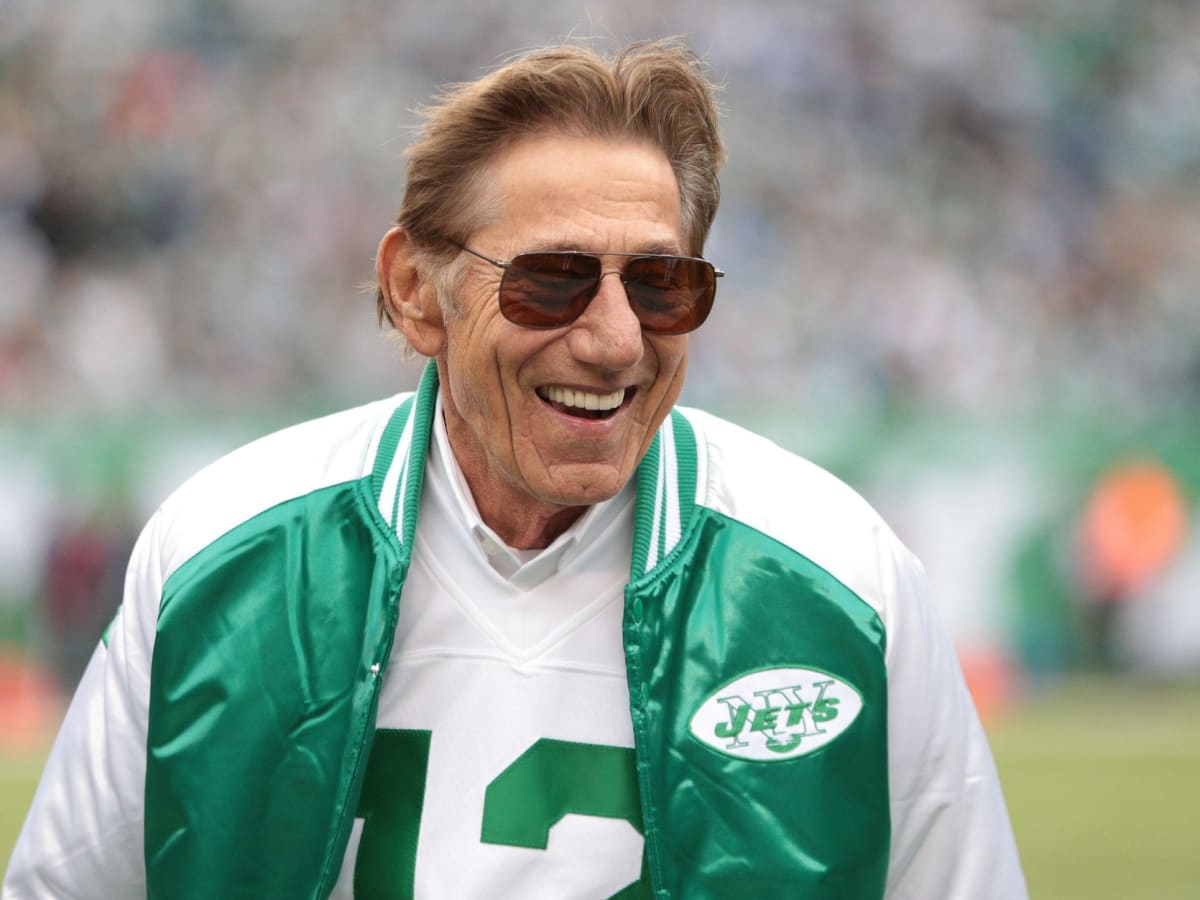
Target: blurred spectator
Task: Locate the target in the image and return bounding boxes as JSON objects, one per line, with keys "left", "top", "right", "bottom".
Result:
{"left": 38, "top": 501, "right": 136, "bottom": 691}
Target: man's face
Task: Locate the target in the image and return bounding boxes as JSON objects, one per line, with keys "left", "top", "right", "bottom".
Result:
{"left": 432, "top": 133, "right": 691, "bottom": 545}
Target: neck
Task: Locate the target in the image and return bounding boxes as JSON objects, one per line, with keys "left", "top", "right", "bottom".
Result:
{"left": 439, "top": 418, "right": 591, "bottom": 550}
{"left": 474, "top": 494, "right": 588, "bottom": 550}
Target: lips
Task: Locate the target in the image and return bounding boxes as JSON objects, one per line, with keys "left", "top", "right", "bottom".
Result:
{"left": 536, "top": 385, "right": 629, "bottom": 420}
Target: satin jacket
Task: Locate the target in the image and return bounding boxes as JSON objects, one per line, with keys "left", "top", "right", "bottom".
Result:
{"left": 4, "top": 363, "right": 1026, "bottom": 899}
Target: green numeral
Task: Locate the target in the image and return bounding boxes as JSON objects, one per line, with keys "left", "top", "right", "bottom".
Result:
{"left": 354, "top": 732, "right": 648, "bottom": 899}
{"left": 354, "top": 728, "right": 431, "bottom": 900}
{"left": 482, "top": 738, "right": 650, "bottom": 899}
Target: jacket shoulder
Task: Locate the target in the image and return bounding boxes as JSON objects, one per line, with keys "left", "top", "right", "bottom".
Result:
{"left": 680, "top": 406, "right": 918, "bottom": 618}
{"left": 155, "top": 394, "right": 412, "bottom": 581}
{"left": 682, "top": 407, "right": 884, "bottom": 533}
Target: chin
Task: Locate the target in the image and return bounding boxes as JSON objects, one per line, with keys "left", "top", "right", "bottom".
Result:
{"left": 537, "top": 467, "right": 630, "bottom": 508}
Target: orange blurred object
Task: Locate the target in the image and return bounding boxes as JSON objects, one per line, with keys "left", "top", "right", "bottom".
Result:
{"left": 0, "top": 648, "right": 63, "bottom": 753}
{"left": 958, "top": 645, "right": 1020, "bottom": 727}
{"left": 1079, "top": 458, "right": 1188, "bottom": 601}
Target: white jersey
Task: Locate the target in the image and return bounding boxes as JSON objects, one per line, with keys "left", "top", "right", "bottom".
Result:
{"left": 331, "top": 401, "right": 643, "bottom": 898}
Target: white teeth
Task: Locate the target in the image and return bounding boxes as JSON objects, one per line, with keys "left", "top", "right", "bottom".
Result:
{"left": 541, "top": 385, "right": 625, "bottom": 411}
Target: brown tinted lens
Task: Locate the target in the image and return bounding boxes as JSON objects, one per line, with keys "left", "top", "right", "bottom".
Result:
{"left": 498, "top": 253, "right": 602, "bottom": 328}
{"left": 622, "top": 256, "right": 716, "bottom": 335}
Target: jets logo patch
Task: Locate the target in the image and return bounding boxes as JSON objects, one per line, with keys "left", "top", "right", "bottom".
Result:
{"left": 688, "top": 667, "right": 864, "bottom": 762}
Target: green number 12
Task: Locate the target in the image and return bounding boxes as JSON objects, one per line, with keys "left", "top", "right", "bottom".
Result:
{"left": 353, "top": 730, "right": 650, "bottom": 899}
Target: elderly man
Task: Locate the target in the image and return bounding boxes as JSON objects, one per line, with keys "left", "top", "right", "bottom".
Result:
{"left": 5, "top": 41, "right": 1026, "bottom": 899}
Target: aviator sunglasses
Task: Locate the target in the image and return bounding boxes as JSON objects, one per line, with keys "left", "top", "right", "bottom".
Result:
{"left": 453, "top": 242, "right": 723, "bottom": 335}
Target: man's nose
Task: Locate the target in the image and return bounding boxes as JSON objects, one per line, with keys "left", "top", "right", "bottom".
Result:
{"left": 565, "top": 272, "right": 644, "bottom": 369}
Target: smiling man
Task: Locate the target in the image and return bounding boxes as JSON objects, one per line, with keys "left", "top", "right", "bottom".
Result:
{"left": 4, "top": 41, "right": 1027, "bottom": 900}
{"left": 380, "top": 133, "right": 691, "bottom": 548}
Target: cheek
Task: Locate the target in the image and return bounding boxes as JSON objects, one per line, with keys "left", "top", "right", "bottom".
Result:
{"left": 444, "top": 321, "right": 535, "bottom": 435}
{"left": 651, "top": 339, "right": 689, "bottom": 400}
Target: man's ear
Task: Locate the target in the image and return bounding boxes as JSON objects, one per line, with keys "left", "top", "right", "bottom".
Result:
{"left": 376, "top": 226, "right": 446, "bottom": 357}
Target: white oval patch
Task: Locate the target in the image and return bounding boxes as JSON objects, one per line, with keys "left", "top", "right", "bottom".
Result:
{"left": 688, "top": 667, "right": 864, "bottom": 762}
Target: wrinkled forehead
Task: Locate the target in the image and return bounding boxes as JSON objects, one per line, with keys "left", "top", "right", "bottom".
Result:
{"left": 466, "top": 133, "right": 685, "bottom": 254}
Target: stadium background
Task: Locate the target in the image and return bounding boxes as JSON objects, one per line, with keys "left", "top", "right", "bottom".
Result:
{"left": 2, "top": 1, "right": 1198, "bottom": 896}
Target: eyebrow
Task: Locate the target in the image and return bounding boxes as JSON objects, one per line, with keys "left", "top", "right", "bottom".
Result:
{"left": 523, "top": 239, "right": 685, "bottom": 257}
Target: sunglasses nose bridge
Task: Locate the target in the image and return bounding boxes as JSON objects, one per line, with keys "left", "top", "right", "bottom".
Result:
{"left": 596, "top": 267, "right": 649, "bottom": 315}
{"left": 596, "top": 268, "right": 626, "bottom": 290}
{"left": 581, "top": 266, "right": 642, "bottom": 325}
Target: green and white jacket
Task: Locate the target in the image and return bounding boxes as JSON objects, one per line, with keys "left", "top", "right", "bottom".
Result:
{"left": 4, "top": 364, "right": 1026, "bottom": 899}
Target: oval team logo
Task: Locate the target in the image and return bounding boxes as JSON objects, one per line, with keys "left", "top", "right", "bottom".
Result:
{"left": 688, "top": 667, "right": 864, "bottom": 762}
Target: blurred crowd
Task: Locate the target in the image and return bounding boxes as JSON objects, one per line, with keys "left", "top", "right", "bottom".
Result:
{"left": 2, "top": 0, "right": 1198, "bottom": 416}
{"left": 2, "top": 0, "right": 1199, "bottom": 687}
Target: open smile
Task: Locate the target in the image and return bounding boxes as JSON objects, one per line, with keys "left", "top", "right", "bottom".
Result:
{"left": 536, "top": 385, "right": 634, "bottom": 420}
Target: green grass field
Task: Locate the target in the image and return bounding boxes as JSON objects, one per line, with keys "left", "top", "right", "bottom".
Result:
{"left": 989, "top": 676, "right": 1200, "bottom": 900}
{"left": 1, "top": 748, "right": 45, "bottom": 872}
{"left": 4, "top": 675, "right": 1199, "bottom": 896}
